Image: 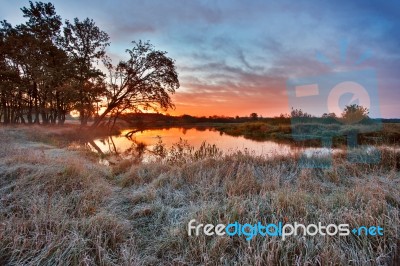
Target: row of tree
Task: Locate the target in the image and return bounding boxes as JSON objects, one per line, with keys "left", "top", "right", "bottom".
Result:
{"left": 275, "top": 105, "right": 370, "bottom": 124}
{"left": 0, "top": 1, "right": 179, "bottom": 128}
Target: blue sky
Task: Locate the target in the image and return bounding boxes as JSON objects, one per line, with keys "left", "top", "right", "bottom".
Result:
{"left": 1, "top": 0, "right": 399, "bottom": 117}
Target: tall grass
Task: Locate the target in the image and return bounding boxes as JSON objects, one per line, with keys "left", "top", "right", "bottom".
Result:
{"left": 0, "top": 126, "right": 399, "bottom": 265}
{"left": 0, "top": 127, "right": 138, "bottom": 265}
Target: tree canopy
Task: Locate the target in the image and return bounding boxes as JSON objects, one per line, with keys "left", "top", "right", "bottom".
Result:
{"left": 0, "top": 1, "right": 179, "bottom": 128}
{"left": 92, "top": 41, "right": 179, "bottom": 129}
{"left": 341, "top": 104, "right": 369, "bottom": 124}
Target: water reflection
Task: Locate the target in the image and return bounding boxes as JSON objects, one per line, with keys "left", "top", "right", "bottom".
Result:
{"left": 89, "top": 127, "right": 299, "bottom": 158}
{"left": 81, "top": 127, "right": 398, "bottom": 165}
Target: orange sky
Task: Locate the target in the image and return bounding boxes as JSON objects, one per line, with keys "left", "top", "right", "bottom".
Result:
{"left": 169, "top": 88, "right": 290, "bottom": 117}
{"left": 2, "top": 1, "right": 399, "bottom": 119}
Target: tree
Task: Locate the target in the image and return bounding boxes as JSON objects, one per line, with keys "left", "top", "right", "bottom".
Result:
{"left": 0, "top": 1, "right": 71, "bottom": 125}
{"left": 0, "top": 2, "right": 109, "bottom": 125}
{"left": 0, "top": 3, "right": 179, "bottom": 128}
{"left": 290, "top": 108, "right": 312, "bottom": 118}
{"left": 62, "top": 17, "right": 110, "bottom": 125}
{"left": 0, "top": 21, "right": 22, "bottom": 124}
{"left": 91, "top": 40, "right": 179, "bottom": 129}
{"left": 21, "top": 1, "right": 73, "bottom": 125}
{"left": 341, "top": 104, "right": 369, "bottom": 124}
{"left": 250, "top": 112, "right": 258, "bottom": 120}
{"left": 322, "top": 112, "right": 336, "bottom": 119}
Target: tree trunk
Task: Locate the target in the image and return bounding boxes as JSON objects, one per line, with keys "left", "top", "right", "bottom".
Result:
{"left": 90, "top": 104, "right": 115, "bottom": 129}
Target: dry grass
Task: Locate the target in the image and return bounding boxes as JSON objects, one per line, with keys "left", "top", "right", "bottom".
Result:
{"left": 0, "top": 126, "right": 140, "bottom": 265}
{"left": 0, "top": 126, "right": 399, "bottom": 265}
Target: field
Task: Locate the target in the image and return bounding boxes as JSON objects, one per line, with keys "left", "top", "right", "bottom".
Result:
{"left": 0, "top": 125, "right": 399, "bottom": 265}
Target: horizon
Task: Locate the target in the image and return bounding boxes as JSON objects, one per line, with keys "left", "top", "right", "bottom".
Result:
{"left": 0, "top": 2, "right": 399, "bottom": 264}
{"left": 112, "top": 112, "right": 400, "bottom": 120}
{"left": 1, "top": 0, "right": 399, "bottom": 118}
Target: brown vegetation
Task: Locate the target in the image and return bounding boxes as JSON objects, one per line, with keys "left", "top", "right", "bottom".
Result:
{"left": 0, "top": 126, "right": 399, "bottom": 265}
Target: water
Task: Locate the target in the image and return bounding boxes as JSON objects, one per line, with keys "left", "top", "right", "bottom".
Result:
{"left": 89, "top": 127, "right": 337, "bottom": 161}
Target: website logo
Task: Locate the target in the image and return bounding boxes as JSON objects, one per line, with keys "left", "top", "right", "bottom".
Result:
{"left": 286, "top": 41, "right": 382, "bottom": 168}
{"left": 188, "top": 219, "right": 384, "bottom": 241}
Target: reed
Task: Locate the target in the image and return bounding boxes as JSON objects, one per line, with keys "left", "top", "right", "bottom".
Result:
{"left": 0, "top": 126, "right": 399, "bottom": 265}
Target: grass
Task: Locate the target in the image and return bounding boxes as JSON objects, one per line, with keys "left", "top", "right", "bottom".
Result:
{"left": 218, "top": 121, "right": 292, "bottom": 141}
{"left": 0, "top": 125, "right": 399, "bottom": 265}
{"left": 217, "top": 121, "right": 400, "bottom": 147}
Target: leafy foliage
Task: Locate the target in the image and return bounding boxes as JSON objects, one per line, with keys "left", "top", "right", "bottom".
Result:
{"left": 0, "top": 2, "right": 178, "bottom": 127}
{"left": 341, "top": 104, "right": 369, "bottom": 124}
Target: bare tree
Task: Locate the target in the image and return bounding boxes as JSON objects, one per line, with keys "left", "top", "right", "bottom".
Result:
{"left": 91, "top": 40, "right": 179, "bottom": 129}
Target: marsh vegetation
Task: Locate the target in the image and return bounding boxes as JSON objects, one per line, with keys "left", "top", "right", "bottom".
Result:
{"left": 0, "top": 2, "right": 399, "bottom": 265}
{"left": 0, "top": 126, "right": 399, "bottom": 265}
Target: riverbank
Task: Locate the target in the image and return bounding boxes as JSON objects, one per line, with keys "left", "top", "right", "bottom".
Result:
{"left": 217, "top": 121, "right": 400, "bottom": 146}
{"left": 0, "top": 126, "right": 399, "bottom": 265}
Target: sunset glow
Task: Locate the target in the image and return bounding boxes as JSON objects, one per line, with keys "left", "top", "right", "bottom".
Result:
{"left": 1, "top": 0, "right": 399, "bottom": 118}
{"left": 1, "top": 1, "right": 399, "bottom": 264}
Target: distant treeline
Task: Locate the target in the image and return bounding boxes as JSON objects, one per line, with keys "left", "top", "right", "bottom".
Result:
{"left": 120, "top": 113, "right": 398, "bottom": 128}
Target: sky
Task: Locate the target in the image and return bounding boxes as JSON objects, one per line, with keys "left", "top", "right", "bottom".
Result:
{"left": 1, "top": 0, "right": 399, "bottom": 118}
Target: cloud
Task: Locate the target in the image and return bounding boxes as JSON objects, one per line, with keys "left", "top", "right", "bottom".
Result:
{"left": 1, "top": 0, "right": 399, "bottom": 117}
